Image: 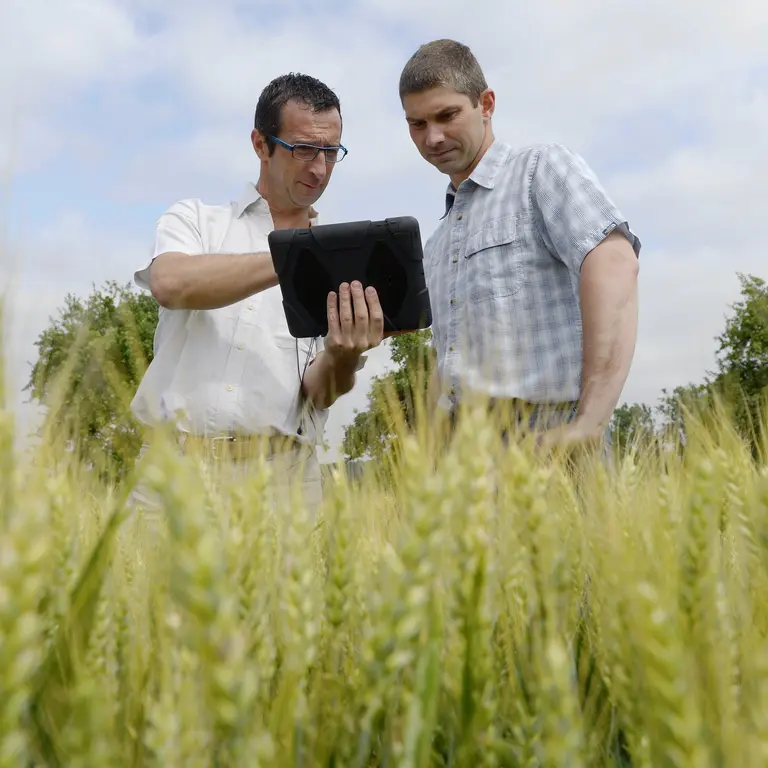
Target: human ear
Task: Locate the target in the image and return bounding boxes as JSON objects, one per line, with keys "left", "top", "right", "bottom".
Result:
{"left": 479, "top": 88, "right": 496, "bottom": 121}
{"left": 251, "top": 129, "right": 269, "bottom": 161}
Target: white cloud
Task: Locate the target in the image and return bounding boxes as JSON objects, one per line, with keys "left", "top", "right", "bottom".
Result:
{"left": 623, "top": 247, "right": 759, "bottom": 409}
{"left": 3, "top": 0, "right": 768, "bottom": 460}
{"left": 0, "top": 0, "right": 145, "bottom": 175}
{"left": 611, "top": 91, "right": 768, "bottom": 251}
{"left": 0, "top": 0, "right": 141, "bottom": 105}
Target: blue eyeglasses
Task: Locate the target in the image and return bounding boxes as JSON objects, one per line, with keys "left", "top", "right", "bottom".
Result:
{"left": 268, "top": 135, "right": 348, "bottom": 163}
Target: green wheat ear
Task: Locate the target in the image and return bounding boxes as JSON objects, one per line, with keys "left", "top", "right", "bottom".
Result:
{"left": 5, "top": 316, "right": 768, "bottom": 766}
{"left": 27, "top": 486, "right": 132, "bottom": 767}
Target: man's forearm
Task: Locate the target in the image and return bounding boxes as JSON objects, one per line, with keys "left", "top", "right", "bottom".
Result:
{"left": 575, "top": 235, "right": 639, "bottom": 432}
{"left": 301, "top": 350, "right": 359, "bottom": 410}
{"left": 149, "top": 251, "right": 279, "bottom": 310}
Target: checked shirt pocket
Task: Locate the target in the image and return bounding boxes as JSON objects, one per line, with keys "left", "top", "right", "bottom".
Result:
{"left": 463, "top": 214, "right": 525, "bottom": 303}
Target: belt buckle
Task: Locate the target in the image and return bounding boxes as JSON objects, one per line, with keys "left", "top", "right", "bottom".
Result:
{"left": 210, "top": 435, "right": 235, "bottom": 461}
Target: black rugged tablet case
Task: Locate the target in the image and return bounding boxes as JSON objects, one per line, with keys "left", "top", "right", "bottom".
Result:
{"left": 268, "top": 216, "right": 433, "bottom": 338}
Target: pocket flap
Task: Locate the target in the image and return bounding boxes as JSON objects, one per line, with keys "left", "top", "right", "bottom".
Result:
{"left": 465, "top": 215, "right": 519, "bottom": 258}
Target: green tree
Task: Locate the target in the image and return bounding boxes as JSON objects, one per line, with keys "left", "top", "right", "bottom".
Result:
{"left": 610, "top": 401, "right": 655, "bottom": 454}
{"left": 655, "top": 383, "right": 713, "bottom": 444}
{"left": 342, "top": 329, "right": 433, "bottom": 461}
{"left": 714, "top": 274, "right": 768, "bottom": 389}
{"left": 711, "top": 273, "right": 768, "bottom": 452}
{"left": 24, "top": 280, "right": 158, "bottom": 482}
{"left": 651, "top": 273, "right": 768, "bottom": 455}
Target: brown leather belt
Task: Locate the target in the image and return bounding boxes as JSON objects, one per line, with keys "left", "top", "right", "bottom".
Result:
{"left": 179, "top": 432, "right": 302, "bottom": 461}
{"left": 450, "top": 397, "right": 579, "bottom": 429}
{"left": 486, "top": 397, "right": 578, "bottom": 416}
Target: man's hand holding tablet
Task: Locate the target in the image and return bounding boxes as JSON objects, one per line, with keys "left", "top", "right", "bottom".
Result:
{"left": 325, "top": 280, "right": 384, "bottom": 363}
{"left": 301, "top": 279, "right": 385, "bottom": 408}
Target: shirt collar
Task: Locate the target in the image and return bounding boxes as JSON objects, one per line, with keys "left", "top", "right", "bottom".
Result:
{"left": 234, "top": 182, "right": 320, "bottom": 223}
{"left": 234, "top": 182, "right": 264, "bottom": 218}
{"left": 441, "top": 139, "right": 511, "bottom": 218}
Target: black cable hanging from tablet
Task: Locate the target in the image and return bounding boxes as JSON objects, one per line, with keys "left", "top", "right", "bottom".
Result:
{"left": 295, "top": 336, "right": 316, "bottom": 437}
{"left": 296, "top": 336, "right": 315, "bottom": 389}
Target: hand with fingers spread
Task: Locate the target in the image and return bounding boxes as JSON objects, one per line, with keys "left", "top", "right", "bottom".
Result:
{"left": 324, "top": 280, "right": 385, "bottom": 368}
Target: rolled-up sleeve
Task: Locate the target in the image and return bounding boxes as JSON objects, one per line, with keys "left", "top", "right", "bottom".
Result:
{"left": 134, "top": 199, "right": 203, "bottom": 292}
{"left": 530, "top": 144, "right": 641, "bottom": 275}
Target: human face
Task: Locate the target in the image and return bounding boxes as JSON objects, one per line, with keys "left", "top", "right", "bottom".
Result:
{"left": 252, "top": 99, "right": 343, "bottom": 212}
{"left": 403, "top": 86, "right": 495, "bottom": 187}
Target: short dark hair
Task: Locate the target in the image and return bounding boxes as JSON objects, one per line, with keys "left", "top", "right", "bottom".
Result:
{"left": 399, "top": 39, "right": 488, "bottom": 106}
{"left": 254, "top": 72, "right": 341, "bottom": 154}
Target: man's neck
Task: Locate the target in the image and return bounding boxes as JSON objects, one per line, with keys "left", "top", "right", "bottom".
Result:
{"left": 256, "top": 178, "right": 313, "bottom": 230}
{"left": 449, "top": 128, "right": 496, "bottom": 189}
{"left": 270, "top": 207, "right": 312, "bottom": 230}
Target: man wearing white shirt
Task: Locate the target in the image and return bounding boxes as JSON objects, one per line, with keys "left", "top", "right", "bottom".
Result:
{"left": 130, "top": 73, "right": 384, "bottom": 512}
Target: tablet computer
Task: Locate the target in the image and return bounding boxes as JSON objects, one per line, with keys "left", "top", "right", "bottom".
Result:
{"left": 268, "top": 215, "right": 433, "bottom": 339}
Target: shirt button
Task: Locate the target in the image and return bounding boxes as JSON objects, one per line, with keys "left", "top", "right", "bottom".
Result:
{"left": 450, "top": 298, "right": 456, "bottom": 306}
{"left": 247, "top": 304, "right": 254, "bottom": 310}
{"left": 457, "top": 214, "right": 463, "bottom": 220}
{"left": 226, "top": 385, "right": 233, "bottom": 392}
{"left": 237, "top": 343, "right": 244, "bottom": 350}
{"left": 452, "top": 255, "right": 458, "bottom": 263}
{"left": 449, "top": 345, "right": 455, "bottom": 352}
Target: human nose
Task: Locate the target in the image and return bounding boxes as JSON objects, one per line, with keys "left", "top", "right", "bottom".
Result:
{"left": 424, "top": 124, "right": 445, "bottom": 148}
{"left": 307, "top": 151, "right": 328, "bottom": 180}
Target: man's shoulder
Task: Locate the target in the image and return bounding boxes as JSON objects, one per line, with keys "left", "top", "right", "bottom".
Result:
{"left": 158, "top": 196, "right": 235, "bottom": 223}
{"left": 497, "top": 142, "right": 602, "bottom": 199}
{"left": 502, "top": 141, "right": 583, "bottom": 172}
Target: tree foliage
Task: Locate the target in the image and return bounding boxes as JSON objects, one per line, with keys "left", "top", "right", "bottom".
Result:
{"left": 609, "top": 402, "right": 655, "bottom": 453}
{"left": 712, "top": 273, "right": 768, "bottom": 448}
{"left": 611, "top": 273, "right": 768, "bottom": 457}
{"left": 342, "top": 330, "right": 433, "bottom": 461}
{"left": 24, "top": 280, "right": 158, "bottom": 481}
{"left": 21, "top": 270, "right": 768, "bottom": 473}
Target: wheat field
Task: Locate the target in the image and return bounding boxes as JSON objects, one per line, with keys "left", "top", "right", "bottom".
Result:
{"left": 3, "top": 342, "right": 768, "bottom": 767}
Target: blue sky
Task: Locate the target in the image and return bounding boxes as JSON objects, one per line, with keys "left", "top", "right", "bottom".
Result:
{"left": 2, "top": 0, "right": 767, "bottom": 459}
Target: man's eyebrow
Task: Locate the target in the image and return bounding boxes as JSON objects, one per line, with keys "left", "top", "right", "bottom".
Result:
{"left": 406, "top": 108, "right": 457, "bottom": 123}
{"left": 291, "top": 137, "right": 340, "bottom": 146}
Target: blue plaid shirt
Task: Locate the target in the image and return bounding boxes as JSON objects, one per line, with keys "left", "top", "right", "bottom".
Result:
{"left": 423, "top": 139, "right": 641, "bottom": 411}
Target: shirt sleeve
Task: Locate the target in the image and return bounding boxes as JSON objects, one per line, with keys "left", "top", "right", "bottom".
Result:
{"left": 134, "top": 199, "right": 204, "bottom": 292}
{"left": 530, "top": 143, "right": 641, "bottom": 275}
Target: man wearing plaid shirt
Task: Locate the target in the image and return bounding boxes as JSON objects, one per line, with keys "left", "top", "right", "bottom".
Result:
{"left": 399, "top": 39, "right": 641, "bottom": 451}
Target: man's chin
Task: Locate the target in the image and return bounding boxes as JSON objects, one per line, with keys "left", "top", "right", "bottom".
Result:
{"left": 431, "top": 156, "right": 465, "bottom": 176}
{"left": 295, "top": 185, "right": 324, "bottom": 206}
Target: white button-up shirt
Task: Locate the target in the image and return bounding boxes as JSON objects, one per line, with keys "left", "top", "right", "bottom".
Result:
{"left": 130, "top": 183, "right": 329, "bottom": 444}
